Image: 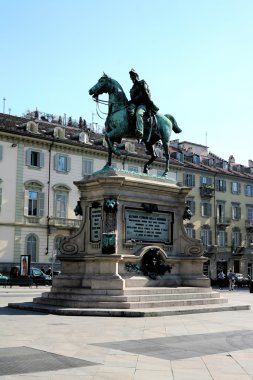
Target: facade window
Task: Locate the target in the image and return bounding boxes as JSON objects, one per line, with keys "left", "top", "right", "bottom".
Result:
{"left": 26, "top": 234, "right": 38, "bottom": 262}
{"left": 28, "top": 191, "right": 38, "bottom": 216}
{"left": 24, "top": 182, "right": 44, "bottom": 218}
{"left": 247, "top": 206, "right": 253, "bottom": 221}
{"left": 201, "top": 226, "right": 212, "bottom": 247}
{"left": 53, "top": 184, "right": 70, "bottom": 219}
{"left": 245, "top": 184, "right": 253, "bottom": 197}
{"left": 216, "top": 202, "right": 226, "bottom": 223}
{"left": 185, "top": 223, "right": 195, "bottom": 239}
{"left": 53, "top": 185, "right": 70, "bottom": 219}
{"left": 54, "top": 153, "right": 70, "bottom": 173}
{"left": 201, "top": 202, "right": 212, "bottom": 217}
{"left": 26, "top": 149, "right": 44, "bottom": 168}
{"left": 217, "top": 229, "right": 226, "bottom": 247}
{"left": 192, "top": 155, "right": 200, "bottom": 164}
{"left": 0, "top": 145, "right": 3, "bottom": 160}
{"left": 55, "top": 192, "right": 68, "bottom": 218}
{"left": 247, "top": 233, "right": 253, "bottom": 247}
{"left": 232, "top": 203, "right": 241, "bottom": 220}
{"left": 200, "top": 176, "right": 213, "bottom": 186}
{"left": 128, "top": 165, "right": 138, "bottom": 173}
{"left": 186, "top": 198, "right": 195, "bottom": 216}
{"left": 183, "top": 173, "right": 195, "bottom": 187}
{"left": 231, "top": 181, "right": 241, "bottom": 194}
{"left": 232, "top": 229, "right": 241, "bottom": 249}
{"left": 27, "top": 191, "right": 44, "bottom": 216}
{"left": 215, "top": 179, "right": 226, "bottom": 192}
{"left": 176, "top": 152, "right": 184, "bottom": 162}
{"left": 83, "top": 159, "right": 93, "bottom": 175}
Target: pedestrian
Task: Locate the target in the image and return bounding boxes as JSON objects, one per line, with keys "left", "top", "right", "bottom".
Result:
{"left": 41, "top": 266, "right": 45, "bottom": 273}
{"left": 227, "top": 269, "right": 236, "bottom": 291}
{"left": 46, "top": 266, "right": 52, "bottom": 276}
{"left": 218, "top": 270, "right": 225, "bottom": 289}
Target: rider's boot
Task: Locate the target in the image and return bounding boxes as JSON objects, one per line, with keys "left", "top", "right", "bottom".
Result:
{"left": 135, "top": 115, "right": 144, "bottom": 138}
{"left": 135, "top": 128, "right": 143, "bottom": 138}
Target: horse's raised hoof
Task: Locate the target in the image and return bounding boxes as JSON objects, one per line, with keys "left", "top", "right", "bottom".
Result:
{"left": 111, "top": 147, "right": 121, "bottom": 157}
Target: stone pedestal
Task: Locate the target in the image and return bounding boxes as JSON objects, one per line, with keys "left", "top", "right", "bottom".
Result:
{"left": 54, "top": 169, "right": 210, "bottom": 291}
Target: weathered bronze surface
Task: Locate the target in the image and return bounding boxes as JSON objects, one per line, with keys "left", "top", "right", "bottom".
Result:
{"left": 89, "top": 74, "right": 181, "bottom": 177}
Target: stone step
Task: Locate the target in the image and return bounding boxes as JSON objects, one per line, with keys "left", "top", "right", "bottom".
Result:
{"left": 42, "top": 290, "right": 221, "bottom": 303}
{"left": 33, "top": 295, "right": 227, "bottom": 309}
{"left": 50, "top": 286, "right": 213, "bottom": 296}
{"left": 8, "top": 300, "right": 251, "bottom": 317}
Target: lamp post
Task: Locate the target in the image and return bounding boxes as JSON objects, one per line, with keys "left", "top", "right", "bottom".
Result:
{"left": 3, "top": 97, "right": 6, "bottom": 113}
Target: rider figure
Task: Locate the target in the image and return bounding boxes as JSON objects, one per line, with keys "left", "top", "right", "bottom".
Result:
{"left": 128, "top": 69, "right": 159, "bottom": 138}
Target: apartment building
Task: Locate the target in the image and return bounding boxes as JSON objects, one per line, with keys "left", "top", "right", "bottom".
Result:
{"left": 171, "top": 141, "right": 253, "bottom": 280}
{"left": 1, "top": 113, "right": 253, "bottom": 281}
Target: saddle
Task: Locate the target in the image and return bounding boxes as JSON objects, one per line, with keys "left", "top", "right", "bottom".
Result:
{"left": 128, "top": 112, "right": 159, "bottom": 141}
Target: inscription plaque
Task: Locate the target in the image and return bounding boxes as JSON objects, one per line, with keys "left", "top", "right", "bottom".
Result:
{"left": 125, "top": 209, "right": 173, "bottom": 243}
{"left": 90, "top": 207, "right": 102, "bottom": 242}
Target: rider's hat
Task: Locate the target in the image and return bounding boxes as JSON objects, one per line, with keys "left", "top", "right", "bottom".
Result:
{"left": 129, "top": 68, "right": 139, "bottom": 77}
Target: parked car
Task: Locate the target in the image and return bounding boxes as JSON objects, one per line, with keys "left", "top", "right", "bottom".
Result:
{"left": 30, "top": 267, "right": 52, "bottom": 286}
{"left": 9, "top": 266, "right": 52, "bottom": 286}
{"left": 0, "top": 273, "right": 9, "bottom": 286}
{"left": 234, "top": 273, "right": 250, "bottom": 287}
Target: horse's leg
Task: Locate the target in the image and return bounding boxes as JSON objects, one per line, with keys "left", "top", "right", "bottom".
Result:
{"left": 106, "top": 131, "right": 122, "bottom": 157}
{"left": 104, "top": 133, "right": 113, "bottom": 167}
{"left": 161, "top": 141, "right": 170, "bottom": 177}
{"left": 104, "top": 130, "right": 122, "bottom": 168}
{"left": 156, "top": 114, "right": 172, "bottom": 177}
{"left": 143, "top": 142, "right": 158, "bottom": 174}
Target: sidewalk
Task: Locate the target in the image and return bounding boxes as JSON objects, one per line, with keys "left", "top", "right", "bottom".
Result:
{"left": 0, "top": 287, "right": 253, "bottom": 379}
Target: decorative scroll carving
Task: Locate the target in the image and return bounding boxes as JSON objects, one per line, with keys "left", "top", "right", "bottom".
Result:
{"left": 184, "top": 244, "right": 203, "bottom": 257}
{"left": 60, "top": 238, "right": 79, "bottom": 255}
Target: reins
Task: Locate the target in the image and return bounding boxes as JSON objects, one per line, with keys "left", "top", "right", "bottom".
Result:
{"left": 92, "top": 96, "right": 128, "bottom": 120}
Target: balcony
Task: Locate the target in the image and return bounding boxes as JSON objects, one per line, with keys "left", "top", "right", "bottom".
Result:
{"left": 245, "top": 220, "right": 253, "bottom": 230}
{"left": 216, "top": 216, "right": 231, "bottom": 226}
{"left": 24, "top": 216, "right": 41, "bottom": 224}
{"left": 232, "top": 246, "right": 246, "bottom": 255}
{"left": 49, "top": 217, "right": 82, "bottom": 230}
{"left": 200, "top": 186, "right": 215, "bottom": 198}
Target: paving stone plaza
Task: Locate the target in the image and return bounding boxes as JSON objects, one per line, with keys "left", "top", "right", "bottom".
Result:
{"left": 0, "top": 287, "right": 253, "bottom": 379}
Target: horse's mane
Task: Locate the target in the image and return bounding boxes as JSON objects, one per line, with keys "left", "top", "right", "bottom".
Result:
{"left": 103, "top": 73, "right": 128, "bottom": 104}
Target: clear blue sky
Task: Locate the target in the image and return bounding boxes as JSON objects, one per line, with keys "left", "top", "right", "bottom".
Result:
{"left": 1, "top": 0, "right": 252, "bottom": 165}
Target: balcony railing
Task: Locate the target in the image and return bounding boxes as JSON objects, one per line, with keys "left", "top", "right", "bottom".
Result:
{"left": 216, "top": 216, "right": 231, "bottom": 226}
{"left": 199, "top": 186, "right": 215, "bottom": 198}
{"left": 49, "top": 217, "right": 82, "bottom": 229}
{"left": 245, "top": 220, "right": 253, "bottom": 229}
{"left": 24, "top": 216, "right": 41, "bottom": 224}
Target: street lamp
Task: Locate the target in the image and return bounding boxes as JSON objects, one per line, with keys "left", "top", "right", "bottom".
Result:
{"left": 3, "top": 97, "right": 6, "bottom": 113}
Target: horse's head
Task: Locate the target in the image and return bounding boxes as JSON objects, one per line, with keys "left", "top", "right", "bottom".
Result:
{"left": 89, "top": 73, "right": 111, "bottom": 98}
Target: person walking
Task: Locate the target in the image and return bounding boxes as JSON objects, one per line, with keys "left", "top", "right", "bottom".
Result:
{"left": 227, "top": 269, "right": 236, "bottom": 291}
{"left": 218, "top": 270, "right": 225, "bottom": 290}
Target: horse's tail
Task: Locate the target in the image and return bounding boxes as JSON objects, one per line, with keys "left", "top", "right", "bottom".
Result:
{"left": 164, "top": 114, "right": 182, "bottom": 134}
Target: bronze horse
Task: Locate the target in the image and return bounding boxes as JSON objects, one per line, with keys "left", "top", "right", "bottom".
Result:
{"left": 89, "top": 74, "right": 181, "bottom": 176}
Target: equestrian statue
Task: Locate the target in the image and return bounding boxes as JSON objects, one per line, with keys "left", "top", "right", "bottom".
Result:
{"left": 88, "top": 70, "right": 182, "bottom": 177}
